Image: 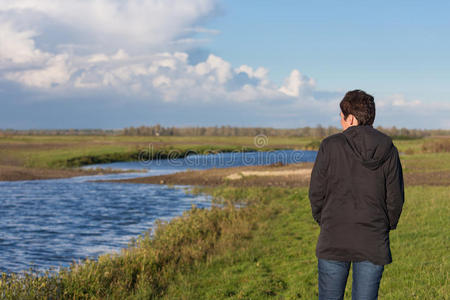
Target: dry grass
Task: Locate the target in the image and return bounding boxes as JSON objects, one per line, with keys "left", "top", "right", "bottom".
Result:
{"left": 421, "top": 138, "right": 450, "bottom": 153}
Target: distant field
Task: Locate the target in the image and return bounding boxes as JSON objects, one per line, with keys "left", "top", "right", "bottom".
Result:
{"left": 0, "top": 134, "right": 448, "bottom": 182}
{"left": 0, "top": 134, "right": 447, "bottom": 168}
{"left": 0, "top": 135, "right": 319, "bottom": 181}
{"left": 0, "top": 135, "right": 317, "bottom": 169}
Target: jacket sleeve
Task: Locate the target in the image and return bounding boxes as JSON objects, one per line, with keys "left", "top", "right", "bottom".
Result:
{"left": 309, "top": 140, "right": 329, "bottom": 226}
{"left": 384, "top": 145, "right": 405, "bottom": 230}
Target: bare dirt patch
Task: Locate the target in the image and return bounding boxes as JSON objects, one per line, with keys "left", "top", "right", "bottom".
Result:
{"left": 225, "top": 169, "right": 312, "bottom": 180}
{"left": 97, "top": 162, "right": 315, "bottom": 188}
{"left": 0, "top": 165, "right": 132, "bottom": 181}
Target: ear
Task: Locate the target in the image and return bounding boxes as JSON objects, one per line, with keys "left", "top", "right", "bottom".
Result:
{"left": 347, "top": 114, "right": 354, "bottom": 125}
{"left": 350, "top": 114, "right": 358, "bottom": 125}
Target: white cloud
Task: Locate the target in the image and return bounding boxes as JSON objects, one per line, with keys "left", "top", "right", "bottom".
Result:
{"left": 1, "top": 37, "right": 319, "bottom": 102}
{"left": 378, "top": 93, "right": 421, "bottom": 108}
{"left": 153, "top": 75, "right": 171, "bottom": 88}
{"left": 0, "top": 0, "right": 219, "bottom": 90}
{"left": 87, "top": 54, "right": 110, "bottom": 64}
{"left": 236, "top": 65, "right": 269, "bottom": 83}
{"left": 279, "top": 70, "right": 315, "bottom": 97}
{"left": 194, "top": 54, "right": 232, "bottom": 84}
{"left": 184, "top": 27, "right": 221, "bottom": 35}
{"left": 112, "top": 49, "right": 129, "bottom": 61}
{"left": 374, "top": 94, "right": 450, "bottom": 128}
{"left": 0, "top": 0, "right": 217, "bottom": 50}
{"left": 5, "top": 54, "right": 71, "bottom": 88}
{"left": 0, "top": 0, "right": 320, "bottom": 102}
{"left": 0, "top": 22, "right": 49, "bottom": 65}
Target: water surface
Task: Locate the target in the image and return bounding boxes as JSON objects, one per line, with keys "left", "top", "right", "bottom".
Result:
{"left": 0, "top": 149, "right": 316, "bottom": 273}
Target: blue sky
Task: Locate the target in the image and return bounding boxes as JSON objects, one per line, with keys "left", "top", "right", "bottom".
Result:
{"left": 209, "top": 1, "right": 450, "bottom": 100}
{"left": 0, "top": 0, "right": 449, "bottom": 129}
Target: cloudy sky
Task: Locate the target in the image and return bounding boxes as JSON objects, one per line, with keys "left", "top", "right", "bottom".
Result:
{"left": 1, "top": 0, "right": 449, "bottom": 130}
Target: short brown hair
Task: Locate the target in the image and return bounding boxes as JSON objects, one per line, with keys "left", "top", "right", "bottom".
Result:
{"left": 340, "top": 90, "right": 376, "bottom": 126}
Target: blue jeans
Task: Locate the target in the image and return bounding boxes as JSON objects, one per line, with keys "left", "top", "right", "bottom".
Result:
{"left": 318, "top": 258, "right": 384, "bottom": 300}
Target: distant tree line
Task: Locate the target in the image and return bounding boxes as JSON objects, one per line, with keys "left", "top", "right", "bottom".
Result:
{"left": 0, "top": 128, "right": 117, "bottom": 136}
{"left": 1, "top": 125, "right": 449, "bottom": 138}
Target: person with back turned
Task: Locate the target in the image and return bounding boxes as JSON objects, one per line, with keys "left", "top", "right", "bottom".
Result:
{"left": 308, "top": 90, "right": 405, "bottom": 299}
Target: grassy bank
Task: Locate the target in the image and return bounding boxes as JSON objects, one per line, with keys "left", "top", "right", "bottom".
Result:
{"left": 1, "top": 185, "right": 448, "bottom": 299}
{"left": 167, "top": 185, "right": 449, "bottom": 299}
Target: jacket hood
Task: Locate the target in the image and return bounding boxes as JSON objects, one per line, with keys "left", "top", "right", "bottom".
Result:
{"left": 342, "top": 125, "right": 394, "bottom": 170}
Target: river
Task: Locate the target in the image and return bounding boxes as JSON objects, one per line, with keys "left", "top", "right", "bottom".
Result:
{"left": 0, "top": 149, "right": 317, "bottom": 273}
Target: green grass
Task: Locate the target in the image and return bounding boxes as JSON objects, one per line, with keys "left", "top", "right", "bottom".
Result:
{"left": 400, "top": 152, "right": 450, "bottom": 173}
{"left": 392, "top": 139, "right": 425, "bottom": 154}
{"left": 393, "top": 137, "right": 450, "bottom": 174}
{"left": 1, "top": 185, "right": 448, "bottom": 299}
{"left": 162, "top": 185, "right": 449, "bottom": 299}
{"left": 0, "top": 135, "right": 315, "bottom": 147}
